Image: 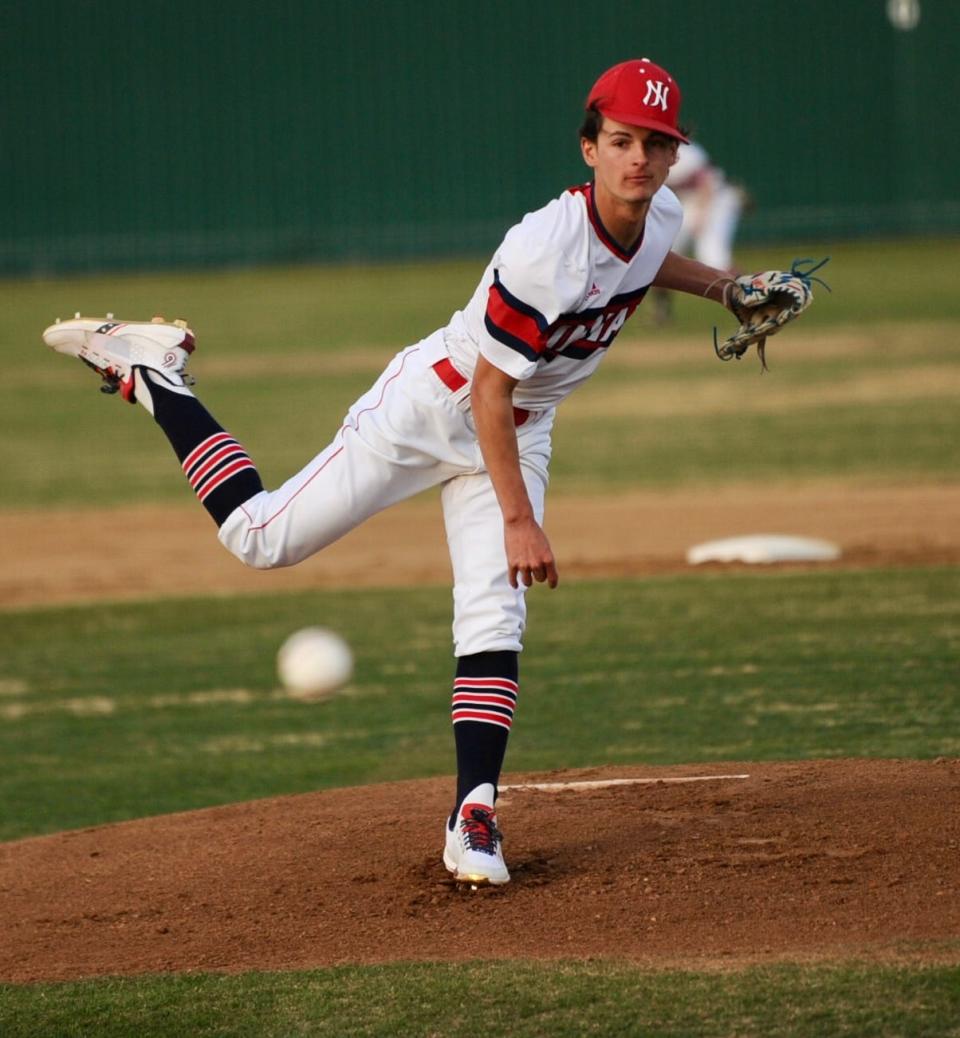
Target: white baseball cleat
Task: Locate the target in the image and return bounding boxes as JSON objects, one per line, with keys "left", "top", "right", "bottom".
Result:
{"left": 443, "top": 783, "right": 510, "bottom": 886}
{"left": 42, "top": 314, "right": 196, "bottom": 405}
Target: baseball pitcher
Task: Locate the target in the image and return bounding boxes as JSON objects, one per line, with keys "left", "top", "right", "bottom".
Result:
{"left": 43, "top": 58, "right": 820, "bottom": 886}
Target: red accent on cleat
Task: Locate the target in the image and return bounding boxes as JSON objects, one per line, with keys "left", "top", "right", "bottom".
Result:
{"left": 119, "top": 376, "right": 137, "bottom": 404}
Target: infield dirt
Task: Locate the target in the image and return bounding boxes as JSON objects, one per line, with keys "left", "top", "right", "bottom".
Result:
{"left": 2, "top": 759, "right": 958, "bottom": 983}
{"left": 2, "top": 482, "right": 958, "bottom": 608}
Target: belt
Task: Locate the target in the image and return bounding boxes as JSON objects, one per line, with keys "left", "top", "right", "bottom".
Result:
{"left": 432, "top": 357, "right": 530, "bottom": 427}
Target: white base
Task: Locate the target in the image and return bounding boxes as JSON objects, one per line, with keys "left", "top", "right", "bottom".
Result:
{"left": 686, "top": 534, "right": 841, "bottom": 565}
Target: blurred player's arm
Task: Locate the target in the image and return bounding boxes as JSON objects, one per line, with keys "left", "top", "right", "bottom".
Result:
{"left": 653, "top": 251, "right": 735, "bottom": 310}
{"left": 471, "top": 354, "right": 558, "bottom": 590}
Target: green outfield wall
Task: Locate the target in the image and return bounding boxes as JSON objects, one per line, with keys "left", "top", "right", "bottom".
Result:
{"left": 3, "top": 0, "right": 957, "bottom": 274}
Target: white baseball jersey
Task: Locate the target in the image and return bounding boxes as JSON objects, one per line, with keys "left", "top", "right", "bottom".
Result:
{"left": 437, "top": 182, "right": 683, "bottom": 410}
{"left": 220, "top": 182, "right": 682, "bottom": 656}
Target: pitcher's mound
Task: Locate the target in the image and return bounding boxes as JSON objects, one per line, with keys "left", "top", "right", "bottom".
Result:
{"left": 2, "top": 759, "right": 958, "bottom": 983}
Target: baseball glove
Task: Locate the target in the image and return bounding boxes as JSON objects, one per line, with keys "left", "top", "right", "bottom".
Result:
{"left": 713, "top": 258, "right": 830, "bottom": 370}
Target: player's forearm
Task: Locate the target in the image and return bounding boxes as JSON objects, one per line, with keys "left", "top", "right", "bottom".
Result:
{"left": 471, "top": 354, "right": 559, "bottom": 589}
{"left": 471, "top": 378, "right": 534, "bottom": 524}
{"left": 653, "top": 251, "right": 732, "bottom": 306}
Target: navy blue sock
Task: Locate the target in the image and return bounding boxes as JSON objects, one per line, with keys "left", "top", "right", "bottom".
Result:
{"left": 451, "top": 650, "right": 519, "bottom": 821}
{"left": 147, "top": 372, "right": 264, "bottom": 526}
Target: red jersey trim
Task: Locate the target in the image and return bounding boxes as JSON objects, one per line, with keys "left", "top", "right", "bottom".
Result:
{"left": 485, "top": 270, "right": 550, "bottom": 361}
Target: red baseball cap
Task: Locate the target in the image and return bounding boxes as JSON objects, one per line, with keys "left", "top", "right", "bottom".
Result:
{"left": 586, "top": 58, "right": 689, "bottom": 143}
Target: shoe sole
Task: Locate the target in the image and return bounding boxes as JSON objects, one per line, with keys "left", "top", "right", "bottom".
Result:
{"left": 43, "top": 317, "right": 194, "bottom": 360}
{"left": 76, "top": 337, "right": 131, "bottom": 379}
{"left": 43, "top": 319, "right": 195, "bottom": 390}
{"left": 443, "top": 848, "right": 510, "bottom": 886}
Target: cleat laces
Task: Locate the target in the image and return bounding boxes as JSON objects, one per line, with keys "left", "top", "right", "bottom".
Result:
{"left": 460, "top": 807, "right": 503, "bottom": 856}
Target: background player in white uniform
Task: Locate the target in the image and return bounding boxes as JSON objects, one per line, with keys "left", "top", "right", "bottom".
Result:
{"left": 44, "top": 57, "right": 750, "bottom": 887}
{"left": 667, "top": 140, "right": 745, "bottom": 272}
{"left": 651, "top": 140, "right": 748, "bottom": 323}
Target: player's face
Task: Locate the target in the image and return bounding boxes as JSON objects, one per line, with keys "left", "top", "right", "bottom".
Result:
{"left": 581, "top": 118, "right": 679, "bottom": 208}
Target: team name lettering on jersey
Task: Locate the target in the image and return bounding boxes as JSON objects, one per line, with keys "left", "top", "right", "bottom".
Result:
{"left": 485, "top": 270, "right": 648, "bottom": 364}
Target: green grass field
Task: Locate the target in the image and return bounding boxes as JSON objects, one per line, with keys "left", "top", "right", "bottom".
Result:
{"left": 3, "top": 238, "right": 959, "bottom": 505}
{"left": 1, "top": 567, "right": 957, "bottom": 842}
{"left": 3, "top": 961, "right": 959, "bottom": 1038}
{"left": 2, "top": 238, "right": 959, "bottom": 1035}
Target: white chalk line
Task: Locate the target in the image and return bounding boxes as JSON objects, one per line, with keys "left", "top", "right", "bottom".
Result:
{"left": 500, "top": 774, "right": 749, "bottom": 793}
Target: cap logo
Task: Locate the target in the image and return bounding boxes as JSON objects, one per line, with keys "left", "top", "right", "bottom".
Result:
{"left": 642, "top": 79, "right": 670, "bottom": 111}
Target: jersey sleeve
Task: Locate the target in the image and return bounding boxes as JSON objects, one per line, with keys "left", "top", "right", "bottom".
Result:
{"left": 479, "top": 207, "right": 586, "bottom": 381}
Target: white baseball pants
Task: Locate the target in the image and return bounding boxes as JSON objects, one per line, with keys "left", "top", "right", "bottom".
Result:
{"left": 673, "top": 183, "right": 743, "bottom": 271}
{"left": 218, "top": 340, "right": 554, "bottom": 656}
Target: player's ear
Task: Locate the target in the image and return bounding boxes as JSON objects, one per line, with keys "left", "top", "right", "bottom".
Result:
{"left": 580, "top": 136, "right": 598, "bottom": 169}
{"left": 668, "top": 141, "right": 679, "bottom": 166}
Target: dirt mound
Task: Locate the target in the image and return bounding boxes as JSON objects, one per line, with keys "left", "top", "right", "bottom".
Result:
{"left": 2, "top": 483, "right": 959, "bottom": 608}
{"left": 2, "top": 759, "right": 958, "bottom": 983}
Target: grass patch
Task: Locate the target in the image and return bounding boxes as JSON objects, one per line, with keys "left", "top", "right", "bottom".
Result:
{"left": 551, "top": 396, "right": 960, "bottom": 488}
{"left": 3, "top": 239, "right": 959, "bottom": 506}
{"left": 5, "top": 237, "right": 959, "bottom": 353}
{"left": 1, "top": 566, "right": 956, "bottom": 841}
{"left": 2, "top": 960, "right": 959, "bottom": 1037}
{"left": 6, "top": 354, "right": 959, "bottom": 505}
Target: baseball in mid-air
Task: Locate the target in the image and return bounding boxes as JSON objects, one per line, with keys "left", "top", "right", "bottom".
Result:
{"left": 277, "top": 627, "right": 354, "bottom": 699}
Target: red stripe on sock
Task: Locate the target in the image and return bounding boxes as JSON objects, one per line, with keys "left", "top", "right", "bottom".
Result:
{"left": 453, "top": 678, "right": 518, "bottom": 696}
{"left": 452, "top": 692, "right": 516, "bottom": 709}
{"left": 451, "top": 710, "right": 513, "bottom": 729}
{"left": 197, "top": 459, "right": 257, "bottom": 502}
{"left": 189, "top": 444, "right": 247, "bottom": 490}
{"left": 182, "top": 432, "right": 234, "bottom": 473}
{"left": 453, "top": 677, "right": 518, "bottom": 688}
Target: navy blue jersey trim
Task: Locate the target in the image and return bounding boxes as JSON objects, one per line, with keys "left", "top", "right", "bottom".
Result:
{"left": 484, "top": 315, "right": 541, "bottom": 362}
{"left": 492, "top": 269, "right": 550, "bottom": 331}
{"left": 587, "top": 183, "right": 644, "bottom": 262}
{"left": 607, "top": 283, "right": 650, "bottom": 308}
{"left": 554, "top": 341, "right": 605, "bottom": 360}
